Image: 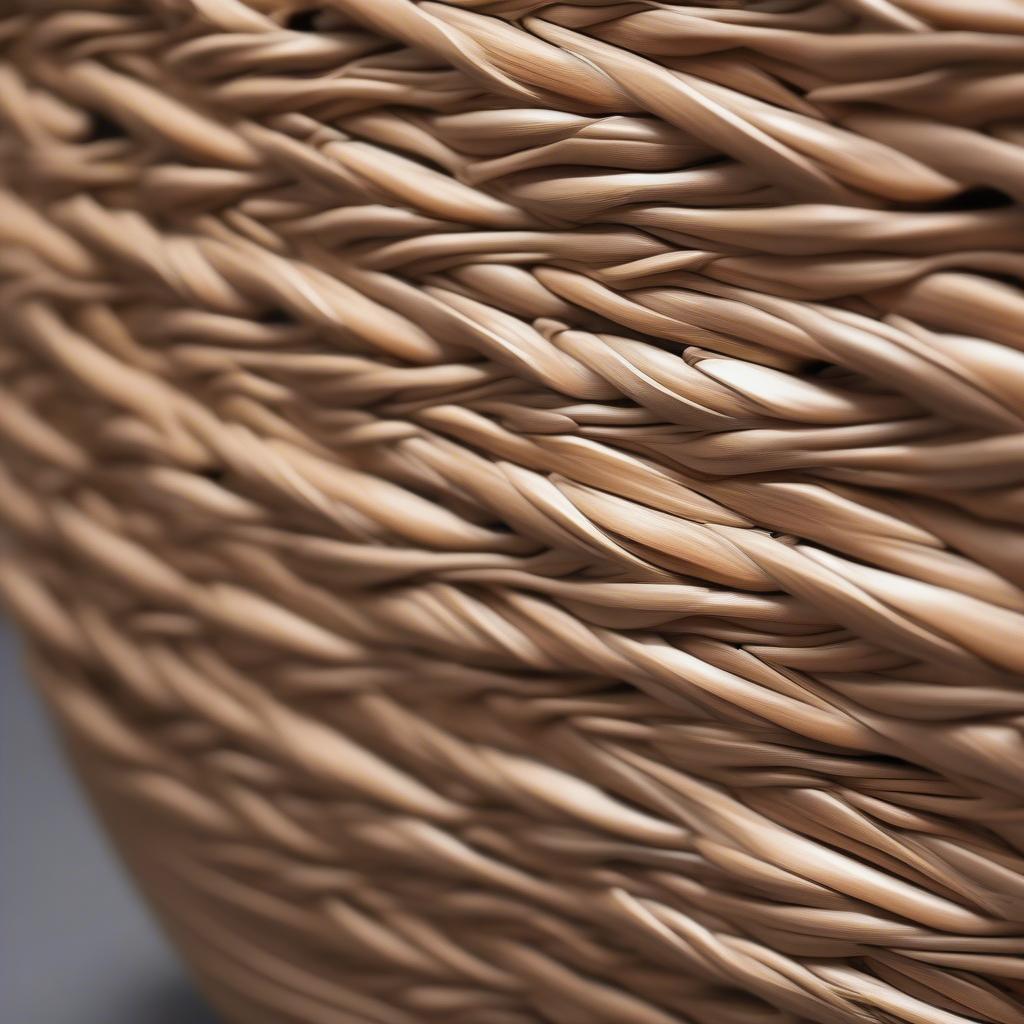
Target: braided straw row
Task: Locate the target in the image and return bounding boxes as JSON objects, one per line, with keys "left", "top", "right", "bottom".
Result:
{"left": 3, "top": 0, "right": 1024, "bottom": 1022}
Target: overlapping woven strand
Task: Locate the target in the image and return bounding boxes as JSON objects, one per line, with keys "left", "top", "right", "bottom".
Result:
{"left": 3, "top": 0, "right": 1024, "bottom": 1021}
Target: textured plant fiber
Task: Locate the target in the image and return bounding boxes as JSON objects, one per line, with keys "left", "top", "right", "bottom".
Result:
{"left": 3, "top": 0, "right": 1024, "bottom": 1022}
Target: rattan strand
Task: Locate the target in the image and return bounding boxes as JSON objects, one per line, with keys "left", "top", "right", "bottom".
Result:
{"left": 3, "top": 1, "right": 1024, "bottom": 1022}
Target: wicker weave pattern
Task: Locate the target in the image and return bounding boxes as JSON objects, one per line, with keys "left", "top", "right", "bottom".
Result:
{"left": 3, "top": 1, "right": 1024, "bottom": 1022}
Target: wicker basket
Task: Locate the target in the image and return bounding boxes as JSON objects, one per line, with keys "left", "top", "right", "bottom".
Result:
{"left": 3, "top": 1, "right": 1024, "bottom": 1022}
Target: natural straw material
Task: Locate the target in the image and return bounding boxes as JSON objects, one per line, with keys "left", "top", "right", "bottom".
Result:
{"left": 3, "top": 1, "right": 1024, "bottom": 1022}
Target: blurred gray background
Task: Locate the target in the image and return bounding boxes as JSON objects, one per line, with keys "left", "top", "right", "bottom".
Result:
{"left": 1, "top": 620, "right": 219, "bottom": 1023}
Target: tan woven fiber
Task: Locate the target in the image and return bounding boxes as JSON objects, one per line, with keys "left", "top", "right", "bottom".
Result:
{"left": 4, "top": 0, "right": 1024, "bottom": 1021}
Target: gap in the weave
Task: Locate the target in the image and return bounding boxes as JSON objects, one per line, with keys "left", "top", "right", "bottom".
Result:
{"left": 86, "top": 110, "right": 127, "bottom": 143}
{"left": 931, "top": 185, "right": 1013, "bottom": 211}
{"left": 257, "top": 308, "right": 297, "bottom": 325}
{"left": 284, "top": 8, "right": 325, "bottom": 32}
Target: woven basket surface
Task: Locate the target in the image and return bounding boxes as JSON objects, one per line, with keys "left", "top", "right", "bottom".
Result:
{"left": 3, "top": 0, "right": 1024, "bottom": 1022}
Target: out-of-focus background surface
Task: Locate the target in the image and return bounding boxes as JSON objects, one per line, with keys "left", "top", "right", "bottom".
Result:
{"left": 1, "top": 620, "right": 219, "bottom": 1023}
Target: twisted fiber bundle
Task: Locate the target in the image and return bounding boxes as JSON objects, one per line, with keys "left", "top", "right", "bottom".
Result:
{"left": 3, "top": 0, "right": 1024, "bottom": 1021}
